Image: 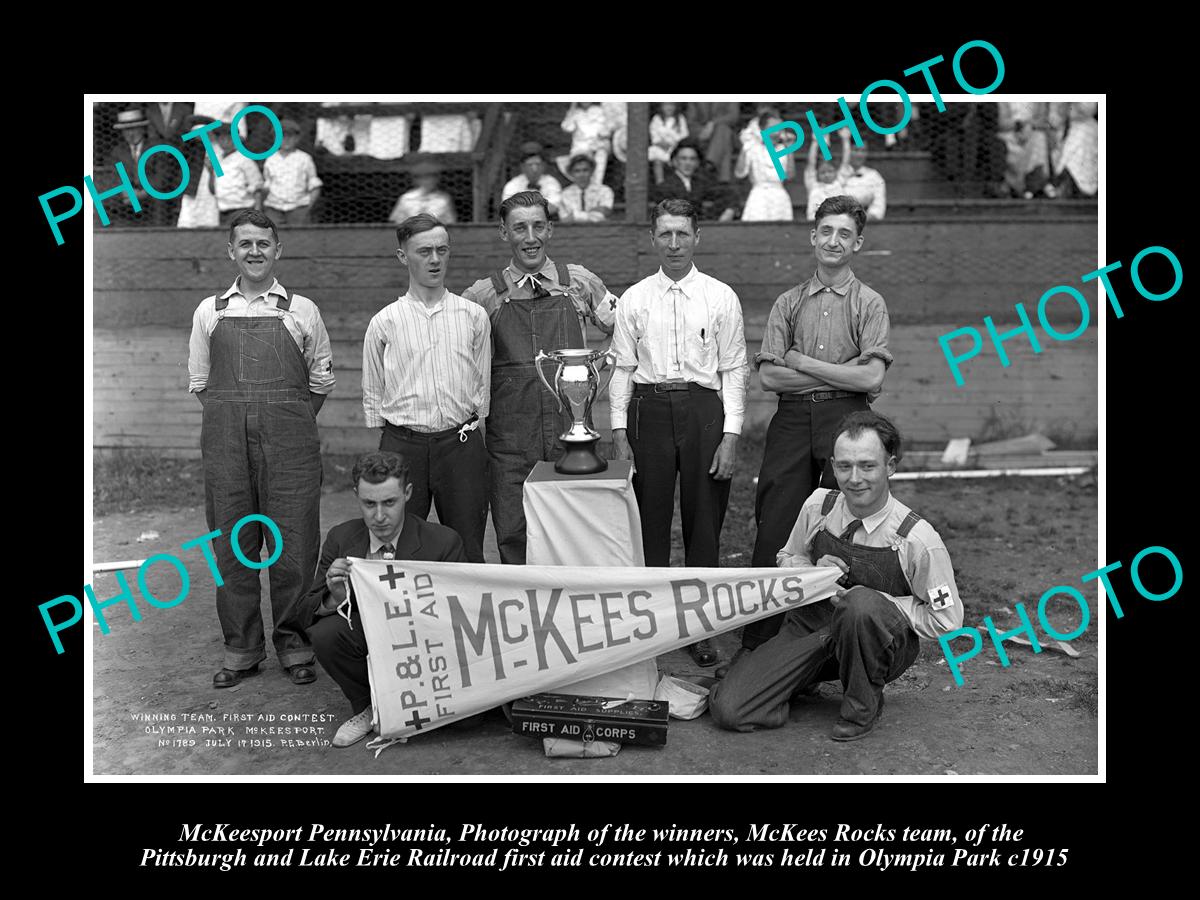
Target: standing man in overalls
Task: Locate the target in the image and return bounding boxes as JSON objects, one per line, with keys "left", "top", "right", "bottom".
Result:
{"left": 187, "top": 209, "right": 335, "bottom": 689}
{"left": 462, "top": 191, "right": 618, "bottom": 564}
{"left": 710, "top": 412, "right": 962, "bottom": 741}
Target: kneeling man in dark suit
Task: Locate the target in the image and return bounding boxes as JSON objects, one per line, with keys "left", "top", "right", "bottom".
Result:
{"left": 304, "top": 450, "right": 468, "bottom": 747}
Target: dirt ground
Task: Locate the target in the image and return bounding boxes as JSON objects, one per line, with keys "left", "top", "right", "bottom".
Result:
{"left": 91, "top": 464, "right": 1098, "bottom": 776}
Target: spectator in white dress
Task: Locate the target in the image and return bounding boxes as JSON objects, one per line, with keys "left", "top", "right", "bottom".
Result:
{"left": 649, "top": 102, "right": 689, "bottom": 184}
{"left": 559, "top": 101, "right": 612, "bottom": 186}
{"left": 737, "top": 110, "right": 794, "bottom": 221}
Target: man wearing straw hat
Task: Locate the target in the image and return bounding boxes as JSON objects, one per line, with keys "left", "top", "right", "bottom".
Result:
{"left": 101, "top": 108, "right": 156, "bottom": 226}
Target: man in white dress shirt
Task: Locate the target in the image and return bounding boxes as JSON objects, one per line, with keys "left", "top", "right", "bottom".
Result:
{"left": 362, "top": 214, "right": 492, "bottom": 562}
{"left": 609, "top": 198, "right": 749, "bottom": 666}
{"left": 501, "top": 141, "right": 562, "bottom": 217}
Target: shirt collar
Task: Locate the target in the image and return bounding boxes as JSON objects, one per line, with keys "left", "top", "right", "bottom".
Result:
{"left": 656, "top": 264, "right": 700, "bottom": 296}
{"left": 401, "top": 288, "right": 446, "bottom": 310}
{"left": 807, "top": 268, "right": 856, "bottom": 297}
{"left": 506, "top": 257, "right": 556, "bottom": 289}
{"left": 369, "top": 524, "right": 404, "bottom": 555}
{"left": 859, "top": 493, "right": 895, "bottom": 536}
{"left": 223, "top": 277, "right": 286, "bottom": 303}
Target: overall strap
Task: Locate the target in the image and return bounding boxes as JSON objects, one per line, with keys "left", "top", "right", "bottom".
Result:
{"left": 490, "top": 270, "right": 509, "bottom": 297}
{"left": 554, "top": 261, "right": 571, "bottom": 290}
{"left": 214, "top": 288, "right": 229, "bottom": 311}
{"left": 896, "top": 510, "right": 923, "bottom": 539}
{"left": 821, "top": 489, "right": 841, "bottom": 515}
{"left": 275, "top": 287, "right": 294, "bottom": 311}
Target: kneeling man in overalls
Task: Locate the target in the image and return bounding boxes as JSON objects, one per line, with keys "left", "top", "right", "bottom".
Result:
{"left": 710, "top": 411, "right": 962, "bottom": 741}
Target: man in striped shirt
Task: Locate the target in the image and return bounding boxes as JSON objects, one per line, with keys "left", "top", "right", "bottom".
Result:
{"left": 362, "top": 214, "right": 492, "bottom": 562}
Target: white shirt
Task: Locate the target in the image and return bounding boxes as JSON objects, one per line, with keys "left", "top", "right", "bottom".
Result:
{"left": 501, "top": 174, "right": 563, "bottom": 207}
{"left": 215, "top": 149, "right": 263, "bottom": 211}
{"left": 263, "top": 149, "right": 323, "bottom": 210}
{"left": 840, "top": 165, "right": 887, "bottom": 220}
{"left": 188, "top": 278, "right": 335, "bottom": 395}
{"left": 388, "top": 188, "right": 456, "bottom": 224}
{"left": 609, "top": 265, "right": 749, "bottom": 434}
{"left": 362, "top": 290, "right": 491, "bottom": 431}
{"left": 559, "top": 183, "right": 614, "bottom": 222}
{"left": 777, "top": 488, "right": 963, "bottom": 641}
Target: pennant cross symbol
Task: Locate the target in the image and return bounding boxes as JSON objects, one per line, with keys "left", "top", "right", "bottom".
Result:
{"left": 406, "top": 709, "right": 431, "bottom": 730}
{"left": 378, "top": 565, "right": 406, "bottom": 590}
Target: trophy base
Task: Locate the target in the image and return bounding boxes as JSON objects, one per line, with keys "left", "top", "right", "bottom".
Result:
{"left": 554, "top": 438, "right": 608, "bottom": 476}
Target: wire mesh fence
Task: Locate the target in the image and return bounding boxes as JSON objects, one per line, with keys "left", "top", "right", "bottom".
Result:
{"left": 91, "top": 100, "right": 1098, "bottom": 228}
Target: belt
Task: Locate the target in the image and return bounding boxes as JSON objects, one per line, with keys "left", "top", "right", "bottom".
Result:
{"left": 633, "top": 382, "right": 716, "bottom": 394}
{"left": 781, "top": 390, "right": 864, "bottom": 403}
{"left": 384, "top": 414, "right": 479, "bottom": 443}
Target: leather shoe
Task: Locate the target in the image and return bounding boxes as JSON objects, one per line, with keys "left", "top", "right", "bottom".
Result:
{"left": 831, "top": 694, "right": 885, "bottom": 742}
{"left": 285, "top": 664, "right": 317, "bottom": 685}
{"left": 715, "top": 647, "right": 750, "bottom": 679}
{"left": 213, "top": 664, "right": 260, "bottom": 689}
{"left": 687, "top": 639, "right": 719, "bottom": 667}
{"left": 333, "top": 707, "right": 374, "bottom": 748}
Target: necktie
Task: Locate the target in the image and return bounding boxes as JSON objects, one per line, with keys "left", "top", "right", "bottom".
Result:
{"left": 521, "top": 272, "right": 548, "bottom": 298}
{"left": 669, "top": 285, "right": 684, "bottom": 373}
{"left": 580, "top": 189, "right": 587, "bottom": 212}
{"left": 381, "top": 543, "right": 395, "bottom": 560}
{"left": 840, "top": 519, "right": 863, "bottom": 542}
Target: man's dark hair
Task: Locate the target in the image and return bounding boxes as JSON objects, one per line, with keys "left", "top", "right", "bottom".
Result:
{"left": 352, "top": 451, "right": 411, "bottom": 489}
{"left": 567, "top": 153, "right": 596, "bottom": 172}
{"left": 813, "top": 195, "right": 867, "bottom": 235}
{"left": 228, "top": 208, "right": 279, "bottom": 243}
{"left": 834, "top": 411, "right": 903, "bottom": 463}
{"left": 651, "top": 198, "right": 698, "bottom": 234}
{"left": 499, "top": 190, "right": 551, "bottom": 224}
{"left": 396, "top": 213, "right": 446, "bottom": 248}
{"left": 670, "top": 137, "right": 703, "bottom": 162}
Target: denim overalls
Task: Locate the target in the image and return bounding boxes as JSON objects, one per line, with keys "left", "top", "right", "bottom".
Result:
{"left": 201, "top": 289, "right": 321, "bottom": 671}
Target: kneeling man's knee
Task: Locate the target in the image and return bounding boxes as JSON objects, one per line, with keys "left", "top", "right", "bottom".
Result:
{"left": 838, "top": 586, "right": 890, "bottom": 620}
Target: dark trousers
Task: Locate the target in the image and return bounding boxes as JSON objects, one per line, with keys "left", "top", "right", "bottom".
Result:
{"left": 380, "top": 422, "right": 488, "bottom": 563}
{"left": 308, "top": 602, "right": 369, "bottom": 714}
{"left": 743, "top": 392, "right": 868, "bottom": 649}
{"left": 627, "top": 385, "right": 729, "bottom": 567}
{"left": 265, "top": 205, "right": 311, "bottom": 225}
{"left": 709, "top": 587, "right": 920, "bottom": 730}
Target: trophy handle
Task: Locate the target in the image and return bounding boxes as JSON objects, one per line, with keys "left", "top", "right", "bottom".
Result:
{"left": 594, "top": 349, "right": 618, "bottom": 397}
{"left": 534, "top": 350, "right": 564, "bottom": 414}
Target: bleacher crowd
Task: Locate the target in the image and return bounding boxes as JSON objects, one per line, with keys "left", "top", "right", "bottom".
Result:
{"left": 94, "top": 100, "right": 1099, "bottom": 229}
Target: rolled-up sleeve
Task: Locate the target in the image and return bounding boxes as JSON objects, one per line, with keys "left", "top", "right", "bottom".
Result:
{"left": 776, "top": 495, "right": 819, "bottom": 567}
{"left": 717, "top": 287, "right": 748, "bottom": 434}
{"left": 754, "top": 291, "right": 797, "bottom": 369}
{"left": 305, "top": 155, "right": 324, "bottom": 191}
{"left": 305, "top": 306, "right": 335, "bottom": 394}
{"left": 571, "top": 265, "right": 617, "bottom": 335}
{"left": 187, "top": 299, "right": 214, "bottom": 393}
{"left": 856, "top": 289, "right": 893, "bottom": 368}
{"left": 887, "top": 539, "right": 963, "bottom": 641}
{"left": 608, "top": 288, "right": 640, "bottom": 430}
{"left": 361, "top": 315, "right": 386, "bottom": 428}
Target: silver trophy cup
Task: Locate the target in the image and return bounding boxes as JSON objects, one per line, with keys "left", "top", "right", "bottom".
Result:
{"left": 534, "top": 347, "right": 615, "bottom": 475}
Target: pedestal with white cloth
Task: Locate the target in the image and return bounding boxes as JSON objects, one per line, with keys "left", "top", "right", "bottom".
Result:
{"left": 523, "top": 460, "right": 657, "bottom": 754}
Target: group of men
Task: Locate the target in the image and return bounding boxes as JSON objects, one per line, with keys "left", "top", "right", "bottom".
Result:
{"left": 186, "top": 189, "right": 962, "bottom": 751}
